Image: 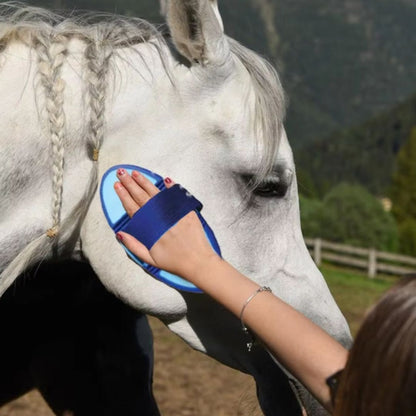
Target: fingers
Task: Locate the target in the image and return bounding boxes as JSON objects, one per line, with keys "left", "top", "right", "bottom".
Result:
{"left": 116, "top": 232, "right": 156, "bottom": 266}
{"left": 114, "top": 168, "right": 176, "bottom": 219}
{"left": 117, "top": 168, "right": 153, "bottom": 206}
{"left": 114, "top": 182, "right": 139, "bottom": 217}
{"left": 131, "top": 170, "right": 159, "bottom": 197}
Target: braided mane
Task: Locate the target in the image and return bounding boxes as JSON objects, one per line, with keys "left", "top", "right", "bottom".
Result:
{"left": 0, "top": 3, "right": 167, "bottom": 295}
{"left": 0, "top": 2, "right": 165, "bottom": 234}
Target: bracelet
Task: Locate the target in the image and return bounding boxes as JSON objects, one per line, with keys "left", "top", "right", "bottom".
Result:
{"left": 239, "top": 286, "right": 272, "bottom": 351}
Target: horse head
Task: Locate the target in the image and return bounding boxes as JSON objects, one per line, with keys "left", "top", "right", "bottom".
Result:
{"left": 80, "top": 1, "right": 351, "bottom": 414}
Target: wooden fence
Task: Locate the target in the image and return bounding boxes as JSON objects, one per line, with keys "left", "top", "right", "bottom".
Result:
{"left": 304, "top": 238, "right": 416, "bottom": 278}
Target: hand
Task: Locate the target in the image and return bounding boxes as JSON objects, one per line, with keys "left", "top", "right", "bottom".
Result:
{"left": 114, "top": 169, "right": 220, "bottom": 281}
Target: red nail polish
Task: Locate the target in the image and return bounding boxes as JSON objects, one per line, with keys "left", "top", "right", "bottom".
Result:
{"left": 116, "top": 233, "right": 123, "bottom": 242}
{"left": 165, "top": 177, "right": 172, "bottom": 184}
{"left": 117, "top": 168, "right": 125, "bottom": 176}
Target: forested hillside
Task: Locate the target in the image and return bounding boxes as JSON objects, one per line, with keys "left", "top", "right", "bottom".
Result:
{"left": 297, "top": 92, "right": 416, "bottom": 197}
{"left": 270, "top": 0, "right": 416, "bottom": 147}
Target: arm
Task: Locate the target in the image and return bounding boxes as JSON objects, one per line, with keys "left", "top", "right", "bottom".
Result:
{"left": 186, "top": 255, "right": 347, "bottom": 410}
{"left": 113, "top": 169, "right": 348, "bottom": 410}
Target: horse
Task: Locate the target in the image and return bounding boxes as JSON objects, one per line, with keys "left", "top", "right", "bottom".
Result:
{"left": 0, "top": 1, "right": 352, "bottom": 414}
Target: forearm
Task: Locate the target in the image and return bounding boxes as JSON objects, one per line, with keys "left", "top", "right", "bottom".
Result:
{"left": 188, "top": 256, "right": 348, "bottom": 410}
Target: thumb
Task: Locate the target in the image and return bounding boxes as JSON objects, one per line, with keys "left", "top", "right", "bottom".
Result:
{"left": 116, "top": 232, "right": 156, "bottom": 266}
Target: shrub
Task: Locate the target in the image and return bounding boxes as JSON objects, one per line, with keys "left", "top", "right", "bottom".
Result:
{"left": 321, "top": 183, "right": 398, "bottom": 251}
{"left": 398, "top": 218, "right": 416, "bottom": 257}
{"left": 299, "top": 195, "right": 323, "bottom": 237}
{"left": 391, "top": 126, "right": 416, "bottom": 223}
{"left": 300, "top": 183, "right": 399, "bottom": 252}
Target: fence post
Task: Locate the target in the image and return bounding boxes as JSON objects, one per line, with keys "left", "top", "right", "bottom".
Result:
{"left": 368, "top": 248, "right": 377, "bottom": 278}
{"left": 313, "top": 238, "right": 322, "bottom": 266}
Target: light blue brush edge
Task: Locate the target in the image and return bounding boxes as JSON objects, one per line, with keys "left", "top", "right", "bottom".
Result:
{"left": 100, "top": 164, "right": 221, "bottom": 293}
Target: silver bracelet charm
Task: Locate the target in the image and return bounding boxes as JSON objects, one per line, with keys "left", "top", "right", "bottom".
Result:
{"left": 239, "top": 286, "right": 272, "bottom": 351}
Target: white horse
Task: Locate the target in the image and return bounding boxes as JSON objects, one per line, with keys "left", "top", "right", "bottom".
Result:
{"left": 0, "top": 1, "right": 351, "bottom": 414}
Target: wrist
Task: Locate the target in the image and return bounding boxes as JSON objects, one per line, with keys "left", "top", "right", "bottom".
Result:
{"left": 184, "top": 251, "right": 224, "bottom": 286}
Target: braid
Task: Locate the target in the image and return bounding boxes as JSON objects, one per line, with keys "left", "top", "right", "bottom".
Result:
{"left": 84, "top": 34, "right": 112, "bottom": 162}
{"left": 35, "top": 31, "right": 68, "bottom": 238}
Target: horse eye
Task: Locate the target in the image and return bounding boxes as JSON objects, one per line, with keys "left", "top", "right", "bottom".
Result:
{"left": 253, "top": 178, "right": 288, "bottom": 198}
{"left": 241, "top": 174, "right": 289, "bottom": 199}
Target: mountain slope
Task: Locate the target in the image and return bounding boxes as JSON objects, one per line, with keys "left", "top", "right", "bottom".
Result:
{"left": 297, "top": 92, "right": 416, "bottom": 196}
{"left": 266, "top": 0, "right": 416, "bottom": 147}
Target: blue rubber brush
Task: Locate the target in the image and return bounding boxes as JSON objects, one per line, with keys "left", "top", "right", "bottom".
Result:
{"left": 100, "top": 165, "right": 221, "bottom": 293}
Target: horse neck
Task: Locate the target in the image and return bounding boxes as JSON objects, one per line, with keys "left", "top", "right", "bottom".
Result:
{"left": 0, "top": 35, "right": 156, "bottom": 294}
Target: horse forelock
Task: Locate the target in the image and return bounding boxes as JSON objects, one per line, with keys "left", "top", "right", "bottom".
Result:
{"left": 228, "top": 37, "right": 286, "bottom": 186}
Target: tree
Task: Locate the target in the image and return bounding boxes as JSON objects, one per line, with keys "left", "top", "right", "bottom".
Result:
{"left": 312, "top": 183, "right": 398, "bottom": 251}
{"left": 391, "top": 126, "right": 416, "bottom": 223}
{"left": 398, "top": 218, "right": 416, "bottom": 256}
{"left": 299, "top": 195, "right": 323, "bottom": 237}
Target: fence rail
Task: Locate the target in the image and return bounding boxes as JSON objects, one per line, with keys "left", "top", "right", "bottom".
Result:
{"left": 304, "top": 238, "right": 416, "bottom": 278}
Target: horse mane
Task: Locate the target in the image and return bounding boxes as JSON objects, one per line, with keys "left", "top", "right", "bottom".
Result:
{"left": 0, "top": 3, "right": 167, "bottom": 231}
{"left": 0, "top": 2, "right": 286, "bottom": 296}
{"left": 0, "top": 2, "right": 164, "bottom": 46}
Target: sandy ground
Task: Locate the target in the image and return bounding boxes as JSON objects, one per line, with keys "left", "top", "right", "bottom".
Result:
{"left": 0, "top": 317, "right": 262, "bottom": 416}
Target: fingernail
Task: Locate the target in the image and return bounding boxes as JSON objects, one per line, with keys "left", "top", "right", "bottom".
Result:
{"left": 164, "top": 177, "right": 172, "bottom": 184}
{"left": 117, "top": 168, "right": 125, "bottom": 176}
{"left": 132, "top": 170, "right": 140, "bottom": 178}
{"left": 114, "top": 182, "right": 122, "bottom": 190}
{"left": 116, "top": 233, "right": 123, "bottom": 242}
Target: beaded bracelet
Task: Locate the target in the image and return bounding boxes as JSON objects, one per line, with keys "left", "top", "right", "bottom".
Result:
{"left": 239, "top": 286, "right": 272, "bottom": 351}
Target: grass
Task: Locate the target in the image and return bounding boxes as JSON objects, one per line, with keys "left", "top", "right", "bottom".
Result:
{"left": 321, "top": 263, "right": 396, "bottom": 335}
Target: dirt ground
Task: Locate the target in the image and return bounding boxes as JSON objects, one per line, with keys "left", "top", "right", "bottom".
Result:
{"left": 0, "top": 317, "right": 262, "bottom": 416}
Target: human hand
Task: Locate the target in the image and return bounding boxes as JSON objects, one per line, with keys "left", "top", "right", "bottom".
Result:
{"left": 114, "top": 169, "right": 220, "bottom": 281}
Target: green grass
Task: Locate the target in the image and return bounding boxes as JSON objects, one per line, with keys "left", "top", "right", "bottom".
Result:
{"left": 321, "top": 264, "right": 396, "bottom": 335}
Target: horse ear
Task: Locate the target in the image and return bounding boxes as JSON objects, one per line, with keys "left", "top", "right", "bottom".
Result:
{"left": 164, "top": 0, "right": 229, "bottom": 65}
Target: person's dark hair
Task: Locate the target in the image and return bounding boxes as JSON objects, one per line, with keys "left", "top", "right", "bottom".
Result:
{"left": 334, "top": 275, "right": 416, "bottom": 416}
